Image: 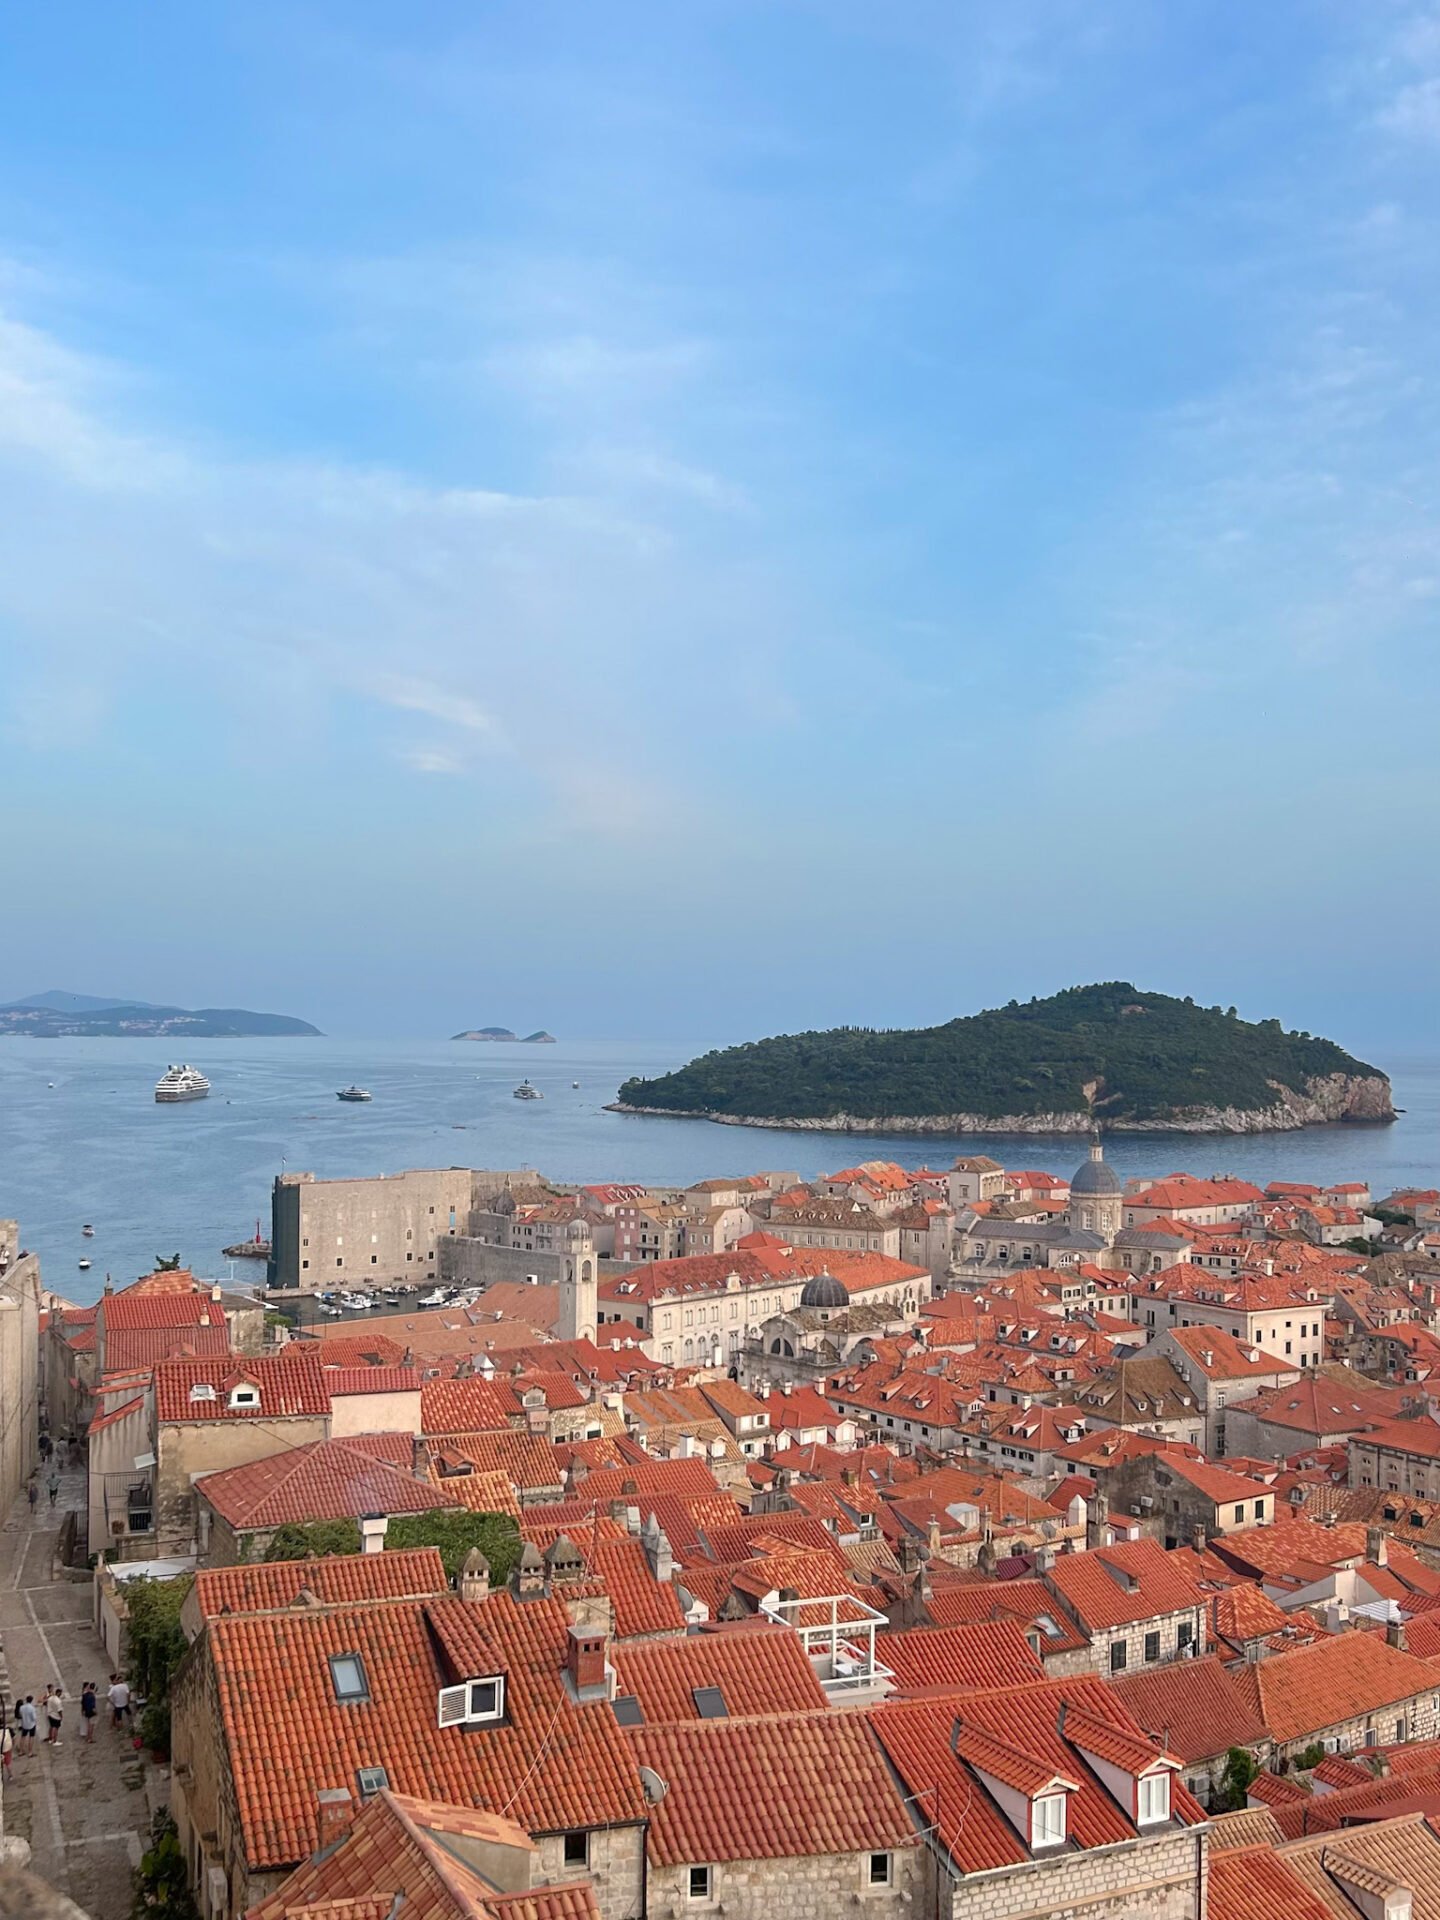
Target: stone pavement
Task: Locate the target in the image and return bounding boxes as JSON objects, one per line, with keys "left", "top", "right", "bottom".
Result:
{"left": 0, "top": 1458, "right": 156, "bottom": 1920}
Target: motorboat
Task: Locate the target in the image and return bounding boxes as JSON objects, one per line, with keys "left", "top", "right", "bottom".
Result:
{"left": 336, "top": 1086, "right": 372, "bottom": 1102}
{"left": 513, "top": 1080, "right": 542, "bottom": 1100}
{"left": 78, "top": 1257, "right": 92, "bottom": 1271}
{"left": 572, "top": 1081, "right": 580, "bottom": 1089}
{"left": 419, "top": 1288, "right": 447, "bottom": 1306}
{"left": 339, "top": 1292, "right": 370, "bottom": 1310}
{"left": 318, "top": 1302, "right": 342, "bottom": 1316}
{"left": 82, "top": 1224, "right": 95, "bottom": 1238}
{"left": 155, "top": 1064, "right": 210, "bottom": 1103}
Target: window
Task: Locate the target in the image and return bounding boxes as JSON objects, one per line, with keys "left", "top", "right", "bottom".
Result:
{"left": 229, "top": 1385, "right": 259, "bottom": 1410}
{"left": 692, "top": 1687, "right": 727, "bottom": 1720}
{"left": 1233, "top": 1505, "right": 1244, "bottom": 1524}
{"left": 1110, "top": 1641, "right": 1127, "bottom": 1673}
{"left": 688, "top": 1866, "right": 713, "bottom": 1901}
{"left": 1033, "top": 1794, "right": 1065, "bottom": 1847}
{"left": 437, "top": 1675, "right": 506, "bottom": 1727}
{"left": 562, "top": 1832, "right": 589, "bottom": 1867}
{"left": 188, "top": 1384, "right": 216, "bottom": 1403}
{"left": 613, "top": 1694, "right": 644, "bottom": 1728}
{"left": 1137, "top": 1772, "right": 1170, "bottom": 1825}
{"left": 329, "top": 1655, "right": 369, "bottom": 1703}
{"left": 1177, "top": 1621, "right": 1193, "bottom": 1652}
{"left": 1143, "top": 1631, "right": 1160, "bottom": 1663}
{"left": 356, "top": 1766, "right": 388, "bottom": 1799}
{"left": 868, "top": 1853, "right": 893, "bottom": 1887}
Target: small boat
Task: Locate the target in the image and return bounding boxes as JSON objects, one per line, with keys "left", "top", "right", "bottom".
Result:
{"left": 513, "top": 1080, "right": 542, "bottom": 1100}
{"left": 82, "top": 1224, "right": 95, "bottom": 1238}
{"left": 78, "top": 1257, "right": 92, "bottom": 1271}
{"left": 572, "top": 1081, "right": 580, "bottom": 1089}
{"left": 336, "top": 1086, "right": 372, "bottom": 1103}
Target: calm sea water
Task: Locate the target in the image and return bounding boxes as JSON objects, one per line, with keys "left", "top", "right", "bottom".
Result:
{"left": 3, "top": 1035, "right": 1439, "bottom": 1307}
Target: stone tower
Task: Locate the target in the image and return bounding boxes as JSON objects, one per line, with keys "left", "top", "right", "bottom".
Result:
{"left": 559, "top": 1254, "right": 598, "bottom": 1343}
{"left": 1067, "top": 1136, "right": 1123, "bottom": 1243}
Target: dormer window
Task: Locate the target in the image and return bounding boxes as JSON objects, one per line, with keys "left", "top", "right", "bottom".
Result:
{"left": 228, "top": 1385, "right": 260, "bottom": 1410}
{"left": 438, "top": 1675, "right": 506, "bottom": 1728}
{"left": 1137, "top": 1771, "right": 1170, "bottom": 1825}
{"left": 1033, "top": 1794, "right": 1066, "bottom": 1848}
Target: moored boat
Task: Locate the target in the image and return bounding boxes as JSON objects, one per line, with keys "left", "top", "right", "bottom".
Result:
{"left": 155, "top": 1064, "right": 210, "bottom": 1103}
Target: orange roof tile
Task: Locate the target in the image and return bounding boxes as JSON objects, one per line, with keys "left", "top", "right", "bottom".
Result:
{"left": 197, "top": 1438, "right": 459, "bottom": 1530}
{"left": 192, "top": 1549, "right": 448, "bottom": 1619}
{"left": 611, "top": 1624, "right": 827, "bottom": 1724}
{"left": 1229, "top": 1632, "right": 1440, "bottom": 1744}
{"left": 1043, "top": 1538, "right": 1204, "bottom": 1633}
{"left": 156, "top": 1351, "right": 331, "bottom": 1422}
{"left": 877, "top": 1620, "right": 1045, "bottom": 1696}
{"left": 631, "top": 1712, "right": 915, "bottom": 1865}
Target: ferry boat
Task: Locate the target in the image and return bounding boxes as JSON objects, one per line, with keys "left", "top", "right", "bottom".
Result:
{"left": 155, "top": 1064, "right": 210, "bottom": 1103}
{"left": 513, "top": 1079, "right": 542, "bottom": 1100}
{"left": 336, "top": 1085, "right": 372, "bottom": 1102}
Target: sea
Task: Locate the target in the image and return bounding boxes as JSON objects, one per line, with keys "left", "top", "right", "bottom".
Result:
{"left": 4, "top": 1035, "right": 1440, "bottom": 1310}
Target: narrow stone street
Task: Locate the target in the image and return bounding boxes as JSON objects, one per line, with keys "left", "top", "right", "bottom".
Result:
{"left": 0, "top": 1459, "right": 157, "bottom": 1920}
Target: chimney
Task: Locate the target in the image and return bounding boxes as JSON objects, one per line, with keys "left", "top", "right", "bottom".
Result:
{"left": 513, "top": 1542, "right": 545, "bottom": 1599}
{"left": 458, "top": 1546, "right": 490, "bottom": 1603}
{"left": 211, "top": 1282, "right": 222, "bottom": 1304}
{"left": 359, "top": 1514, "right": 387, "bottom": 1556}
{"left": 1032, "top": 1542, "right": 1055, "bottom": 1574}
{"left": 412, "top": 1434, "right": 430, "bottom": 1482}
{"left": 1191, "top": 1524, "right": 1207, "bottom": 1554}
{"left": 566, "top": 1622, "right": 610, "bottom": 1700}
{"left": 1386, "top": 1618, "right": 1408, "bottom": 1652}
{"left": 1368, "top": 1527, "right": 1389, "bottom": 1567}
{"left": 316, "top": 1787, "right": 355, "bottom": 1854}
{"left": 641, "top": 1513, "right": 674, "bottom": 1584}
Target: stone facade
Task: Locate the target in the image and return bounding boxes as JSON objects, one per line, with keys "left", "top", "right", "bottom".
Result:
{"left": 0, "top": 1228, "right": 41, "bottom": 1515}
{"left": 938, "top": 1825, "right": 1206, "bottom": 1920}
{"left": 269, "top": 1166, "right": 536, "bottom": 1293}
{"left": 646, "top": 1845, "right": 923, "bottom": 1920}
{"left": 534, "top": 1829, "right": 644, "bottom": 1920}
{"left": 155, "top": 1411, "right": 328, "bottom": 1553}
{"left": 1267, "top": 1685, "right": 1439, "bottom": 1763}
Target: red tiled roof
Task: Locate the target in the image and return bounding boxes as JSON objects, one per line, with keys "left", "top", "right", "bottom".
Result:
{"left": 1043, "top": 1539, "right": 1203, "bottom": 1632}
{"left": 191, "top": 1549, "right": 448, "bottom": 1619}
{"left": 155, "top": 1352, "right": 331, "bottom": 1422}
{"left": 921, "top": 1579, "right": 1088, "bottom": 1656}
{"left": 567, "top": 1459, "right": 725, "bottom": 1508}
{"left": 1110, "top": 1655, "right": 1270, "bottom": 1764}
{"left": 1229, "top": 1632, "right": 1440, "bottom": 1744}
{"left": 105, "top": 1324, "right": 232, "bottom": 1372}
{"left": 596, "top": 1245, "right": 926, "bottom": 1308}
{"left": 323, "top": 1368, "right": 423, "bottom": 1397}
{"left": 207, "top": 1591, "right": 648, "bottom": 1870}
{"left": 631, "top": 1712, "right": 915, "bottom": 1865}
{"left": 611, "top": 1624, "right": 828, "bottom": 1723}
{"left": 420, "top": 1378, "right": 525, "bottom": 1434}
{"left": 101, "top": 1289, "right": 217, "bottom": 1329}
{"left": 428, "top": 1432, "right": 566, "bottom": 1494}
{"left": 584, "top": 1537, "right": 687, "bottom": 1640}
{"left": 1207, "top": 1845, "right": 1334, "bottom": 1920}
{"left": 877, "top": 1620, "right": 1045, "bottom": 1696}
{"left": 196, "top": 1438, "right": 459, "bottom": 1530}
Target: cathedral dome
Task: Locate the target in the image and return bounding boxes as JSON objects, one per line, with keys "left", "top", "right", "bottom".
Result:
{"left": 1070, "top": 1141, "right": 1121, "bottom": 1198}
{"left": 800, "top": 1270, "right": 848, "bottom": 1310}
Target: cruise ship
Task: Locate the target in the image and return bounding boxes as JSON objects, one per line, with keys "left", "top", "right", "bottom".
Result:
{"left": 155, "top": 1064, "right": 211, "bottom": 1103}
{"left": 336, "top": 1085, "right": 372, "bottom": 1102}
{"left": 513, "top": 1079, "right": 543, "bottom": 1100}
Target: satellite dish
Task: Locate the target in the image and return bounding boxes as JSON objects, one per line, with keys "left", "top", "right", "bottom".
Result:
{"left": 638, "top": 1765, "right": 669, "bottom": 1805}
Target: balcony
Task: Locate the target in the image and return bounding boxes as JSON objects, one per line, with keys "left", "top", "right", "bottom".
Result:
{"left": 759, "top": 1590, "right": 894, "bottom": 1703}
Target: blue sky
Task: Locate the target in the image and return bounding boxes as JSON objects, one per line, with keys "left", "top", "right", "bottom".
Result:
{"left": 1, "top": 3, "right": 1438, "bottom": 1046}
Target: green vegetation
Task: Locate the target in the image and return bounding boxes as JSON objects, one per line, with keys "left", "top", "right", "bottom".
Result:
{"left": 617, "top": 983, "right": 1389, "bottom": 1128}
{"left": 124, "top": 1572, "right": 194, "bottom": 1761}
{"left": 131, "top": 1812, "right": 200, "bottom": 1920}
{"left": 1214, "top": 1746, "right": 1259, "bottom": 1811}
{"left": 262, "top": 1511, "right": 522, "bottom": 1583}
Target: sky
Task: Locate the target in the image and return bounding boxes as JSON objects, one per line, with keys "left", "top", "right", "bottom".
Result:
{"left": 1, "top": 2, "right": 1438, "bottom": 1048}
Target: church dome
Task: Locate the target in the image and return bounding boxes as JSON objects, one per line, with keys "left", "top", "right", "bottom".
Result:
{"left": 800, "top": 1270, "right": 848, "bottom": 1310}
{"left": 1070, "top": 1142, "right": 1121, "bottom": 1198}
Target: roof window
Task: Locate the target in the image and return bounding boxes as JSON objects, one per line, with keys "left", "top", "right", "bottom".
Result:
{"left": 329, "top": 1654, "right": 369, "bottom": 1703}
{"left": 356, "top": 1765, "right": 388, "bottom": 1799}
{"left": 438, "top": 1674, "right": 506, "bottom": 1728}
{"left": 691, "top": 1686, "right": 728, "bottom": 1720}
{"left": 612, "top": 1693, "right": 645, "bottom": 1727}
{"left": 228, "top": 1384, "right": 260, "bottom": 1410}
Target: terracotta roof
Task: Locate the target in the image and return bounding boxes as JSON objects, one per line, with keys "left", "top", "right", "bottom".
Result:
{"left": 1110, "top": 1655, "right": 1269, "bottom": 1764}
{"left": 566, "top": 1459, "right": 725, "bottom": 1508}
{"left": 191, "top": 1549, "right": 448, "bottom": 1620}
{"left": 428, "top": 1433, "right": 566, "bottom": 1494}
{"left": 596, "top": 1245, "right": 926, "bottom": 1308}
{"left": 1208, "top": 1807, "right": 1285, "bottom": 1851}
{"left": 1208, "top": 1844, "right": 1335, "bottom": 1920}
{"left": 878, "top": 1620, "right": 1045, "bottom": 1696}
{"left": 631, "top": 1712, "right": 915, "bottom": 1866}
{"left": 420, "top": 1378, "right": 529, "bottom": 1434}
{"left": 873, "top": 1676, "right": 1205, "bottom": 1872}
{"left": 1043, "top": 1539, "right": 1204, "bottom": 1632}
{"left": 921, "top": 1579, "right": 1088, "bottom": 1655}
{"left": 1228, "top": 1632, "right": 1440, "bottom": 1744}
{"left": 611, "top": 1625, "right": 827, "bottom": 1724}
{"left": 207, "top": 1590, "right": 648, "bottom": 1871}
{"left": 196, "top": 1438, "right": 459, "bottom": 1530}
{"left": 583, "top": 1537, "right": 687, "bottom": 1641}
{"left": 105, "top": 1325, "right": 232, "bottom": 1371}
{"left": 155, "top": 1352, "right": 331, "bottom": 1422}
{"left": 1276, "top": 1813, "right": 1440, "bottom": 1919}
{"left": 324, "top": 1368, "right": 423, "bottom": 1397}
{"left": 246, "top": 1788, "right": 600, "bottom": 1920}
{"left": 101, "top": 1289, "right": 217, "bottom": 1329}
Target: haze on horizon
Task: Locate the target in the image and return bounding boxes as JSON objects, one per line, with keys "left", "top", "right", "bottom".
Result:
{"left": 1, "top": 5, "right": 1437, "bottom": 1048}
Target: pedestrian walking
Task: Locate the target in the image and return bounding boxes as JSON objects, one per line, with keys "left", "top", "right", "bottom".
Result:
{"left": 46, "top": 1467, "right": 60, "bottom": 1508}
{"left": 25, "top": 1481, "right": 37, "bottom": 1514}
{"left": 17, "top": 1697, "right": 37, "bottom": 1755}
{"left": 107, "top": 1674, "right": 130, "bottom": 1730}
{"left": 1, "top": 1723, "right": 12, "bottom": 1774}
{"left": 44, "top": 1685, "right": 62, "bottom": 1746}
{"left": 80, "top": 1681, "right": 97, "bottom": 1743}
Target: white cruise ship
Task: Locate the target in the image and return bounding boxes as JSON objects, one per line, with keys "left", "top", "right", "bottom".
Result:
{"left": 155, "top": 1064, "right": 211, "bottom": 1103}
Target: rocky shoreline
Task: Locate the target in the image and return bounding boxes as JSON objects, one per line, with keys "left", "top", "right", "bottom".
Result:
{"left": 607, "top": 1071, "right": 1396, "bottom": 1136}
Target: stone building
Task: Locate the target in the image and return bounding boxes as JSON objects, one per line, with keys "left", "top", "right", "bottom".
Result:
{"left": 269, "top": 1165, "right": 536, "bottom": 1292}
{"left": 0, "top": 1221, "right": 40, "bottom": 1515}
{"left": 1040, "top": 1537, "right": 1207, "bottom": 1677}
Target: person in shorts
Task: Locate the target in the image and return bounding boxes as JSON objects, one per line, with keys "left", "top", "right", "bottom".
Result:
{"left": 17, "top": 1697, "right": 37, "bottom": 1755}
{"left": 44, "top": 1685, "right": 62, "bottom": 1746}
{"left": 108, "top": 1675, "right": 130, "bottom": 1730}
{"left": 80, "top": 1681, "right": 97, "bottom": 1743}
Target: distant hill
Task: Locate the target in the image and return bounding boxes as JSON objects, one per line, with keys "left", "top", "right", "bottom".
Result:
{"left": 0, "top": 992, "right": 320, "bottom": 1038}
{"left": 452, "top": 1027, "right": 556, "bottom": 1043}
{"left": 612, "top": 983, "right": 1394, "bottom": 1135}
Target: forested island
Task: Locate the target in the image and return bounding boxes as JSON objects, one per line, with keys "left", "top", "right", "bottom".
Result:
{"left": 0, "top": 990, "right": 320, "bottom": 1038}
{"left": 611, "top": 984, "right": 1395, "bottom": 1135}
